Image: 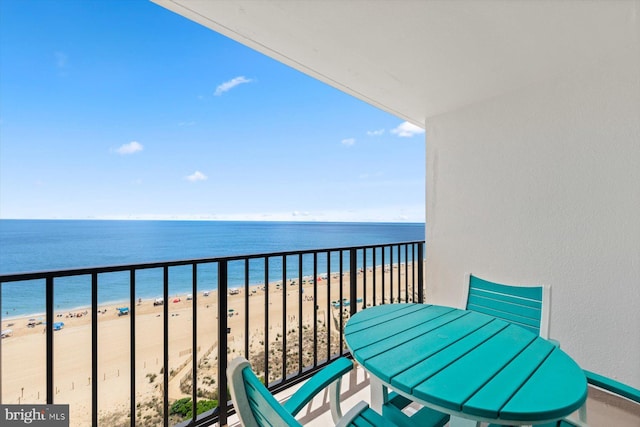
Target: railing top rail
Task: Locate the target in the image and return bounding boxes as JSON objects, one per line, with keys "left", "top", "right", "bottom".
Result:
{"left": 0, "top": 240, "right": 425, "bottom": 282}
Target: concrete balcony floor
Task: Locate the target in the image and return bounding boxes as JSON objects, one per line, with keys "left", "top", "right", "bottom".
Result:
{"left": 227, "top": 364, "right": 640, "bottom": 427}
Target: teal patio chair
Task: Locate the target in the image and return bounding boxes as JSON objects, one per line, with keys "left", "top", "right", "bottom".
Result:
{"left": 228, "top": 357, "right": 402, "bottom": 426}
{"left": 468, "top": 274, "right": 554, "bottom": 427}
{"left": 491, "top": 370, "right": 640, "bottom": 427}
{"left": 465, "top": 274, "right": 552, "bottom": 340}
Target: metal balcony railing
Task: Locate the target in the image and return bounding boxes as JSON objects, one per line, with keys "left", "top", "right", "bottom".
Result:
{"left": 0, "top": 241, "right": 424, "bottom": 427}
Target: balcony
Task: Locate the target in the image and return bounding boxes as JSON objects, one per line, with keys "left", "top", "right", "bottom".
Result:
{"left": 2, "top": 239, "right": 639, "bottom": 426}
{"left": 0, "top": 241, "right": 425, "bottom": 426}
{"left": 148, "top": 0, "right": 640, "bottom": 391}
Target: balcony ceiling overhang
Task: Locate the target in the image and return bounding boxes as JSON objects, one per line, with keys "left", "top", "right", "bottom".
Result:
{"left": 153, "top": 0, "right": 638, "bottom": 126}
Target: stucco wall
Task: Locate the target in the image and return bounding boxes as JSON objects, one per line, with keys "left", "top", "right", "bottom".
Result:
{"left": 425, "top": 53, "right": 640, "bottom": 387}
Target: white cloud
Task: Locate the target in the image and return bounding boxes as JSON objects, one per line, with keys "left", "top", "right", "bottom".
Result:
{"left": 186, "top": 171, "right": 208, "bottom": 182}
{"left": 367, "top": 129, "right": 385, "bottom": 136}
{"left": 390, "top": 121, "right": 425, "bottom": 138}
{"left": 341, "top": 138, "right": 356, "bottom": 146}
{"left": 214, "top": 76, "right": 254, "bottom": 96}
{"left": 116, "top": 141, "right": 143, "bottom": 155}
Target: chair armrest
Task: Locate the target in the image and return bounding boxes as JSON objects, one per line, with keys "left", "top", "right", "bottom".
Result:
{"left": 283, "top": 357, "right": 354, "bottom": 416}
{"left": 585, "top": 370, "right": 640, "bottom": 403}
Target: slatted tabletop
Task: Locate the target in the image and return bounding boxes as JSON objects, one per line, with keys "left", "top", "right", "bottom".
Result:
{"left": 344, "top": 303, "right": 588, "bottom": 425}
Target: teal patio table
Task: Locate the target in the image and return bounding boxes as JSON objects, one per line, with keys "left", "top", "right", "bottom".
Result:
{"left": 344, "top": 303, "right": 588, "bottom": 426}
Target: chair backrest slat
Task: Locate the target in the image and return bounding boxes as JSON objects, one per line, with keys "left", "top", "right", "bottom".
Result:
{"left": 467, "top": 274, "right": 544, "bottom": 336}
{"left": 241, "top": 365, "right": 301, "bottom": 426}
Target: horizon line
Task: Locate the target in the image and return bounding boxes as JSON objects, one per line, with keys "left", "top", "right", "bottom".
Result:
{"left": 0, "top": 217, "right": 425, "bottom": 224}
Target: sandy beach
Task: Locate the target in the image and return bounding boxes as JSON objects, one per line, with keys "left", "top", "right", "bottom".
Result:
{"left": 1, "top": 263, "right": 420, "bottom": 426}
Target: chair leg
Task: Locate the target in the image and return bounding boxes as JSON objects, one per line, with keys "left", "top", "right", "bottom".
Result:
{"left": 329, "top": 378, "right": 343, "bottom": 423}
{"left": 578, "top": 401, "right": 587, "bottom": 423}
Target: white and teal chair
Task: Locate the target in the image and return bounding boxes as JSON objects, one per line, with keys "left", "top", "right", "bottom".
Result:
{"left": 228, "top": 357, "right": 403, "bottom": 426}
{"left": 467, "top": 274, "right": 557, "bottom": 427}
{"left": 465, "top": 274, "right": 554, "bottom": 341}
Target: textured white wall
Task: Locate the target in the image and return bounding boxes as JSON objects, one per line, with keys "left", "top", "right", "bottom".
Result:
{"left": 425, "top": 52, "right": 640, "bottom": 387}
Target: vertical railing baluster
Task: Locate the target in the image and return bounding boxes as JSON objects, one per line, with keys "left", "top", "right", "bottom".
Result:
{"left": 408, "top": 244, "right": 412, "bottom": 302}
{"left": 411, "top": 244, "right": 416, "bottom": 302}
{"left": 218, "top": 260, "right": 228, "bottom": 427}
{"left": 46, "top": 276, "right": 53, "bottom": 404}
{"left": 313, "top": 253, "right": 318, "bottom": 367}
{"left": 349, "top": 249, "right": 356, "bottom": 316}
{"left": 339, "top": 251, "right": 344, "bottom": 356}
{"left": 244, "top": 259, "right": 250, "bottom": 360}
{"left": 92, "top": 273, "right": 98, "bottom": 426}
{"left": 396, "top": 245, "right": 400, "bottom": 301}
{"left": 130, "top": 269, "right": 136, "bottom": 427}
{"left": 411, "top": 245, "right": 421, "bottom": 302}
{"left": 282, "top": 255, "right": 287, "bottom": 380}
{"left": 388, "top": 246, "right": 391, "bottom": 301}
{"left": 264, "top": 257, "right": 269, "bottom": 385}
{"left": 396, "top": 245, "right": 406, "bottom": 302}
{"left": 373, "top": 248, "right": 377, "bottom": 306}
{"left": 418, "top": 243, "right": 424, "bottom": 303}
{"left": 390, "top": 246, "right": 394, "bottom": 303}
{"left": 163, "top": 266, "right": 169, "bottom": 427}
{"left": 326, "top": 252, "right": 331, "bottom": 361}
{"left": 404, "top": 245, "right": 409, "bottom": 302}
{"left": 362, "top": 249, "right": 367, "bottom": 310}
{"left": 382, "top": 247, "right": 386, "bottom": 304}
{"left": 397, "top": 245, "right": 399, "bottom": 300}
{"left": 385, "top": 246, "right": 393, "bottom": 304}
{"left": 349, "top": 249, "right": 357, "bottom": 317}
{"left": 191, "top": 264, "right": 197, "bottom": 426}
{"left": 298, "top": 254, "right": 303, "bottom": 374}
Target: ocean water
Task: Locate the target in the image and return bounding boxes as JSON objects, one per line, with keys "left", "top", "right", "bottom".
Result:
{"left": 0, "top": 220, "right": 424, "bottom": 317}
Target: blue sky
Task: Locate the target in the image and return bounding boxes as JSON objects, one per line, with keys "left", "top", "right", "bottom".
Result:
{"left": 0, "top": 0, "right": 425, "bottom": 222}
